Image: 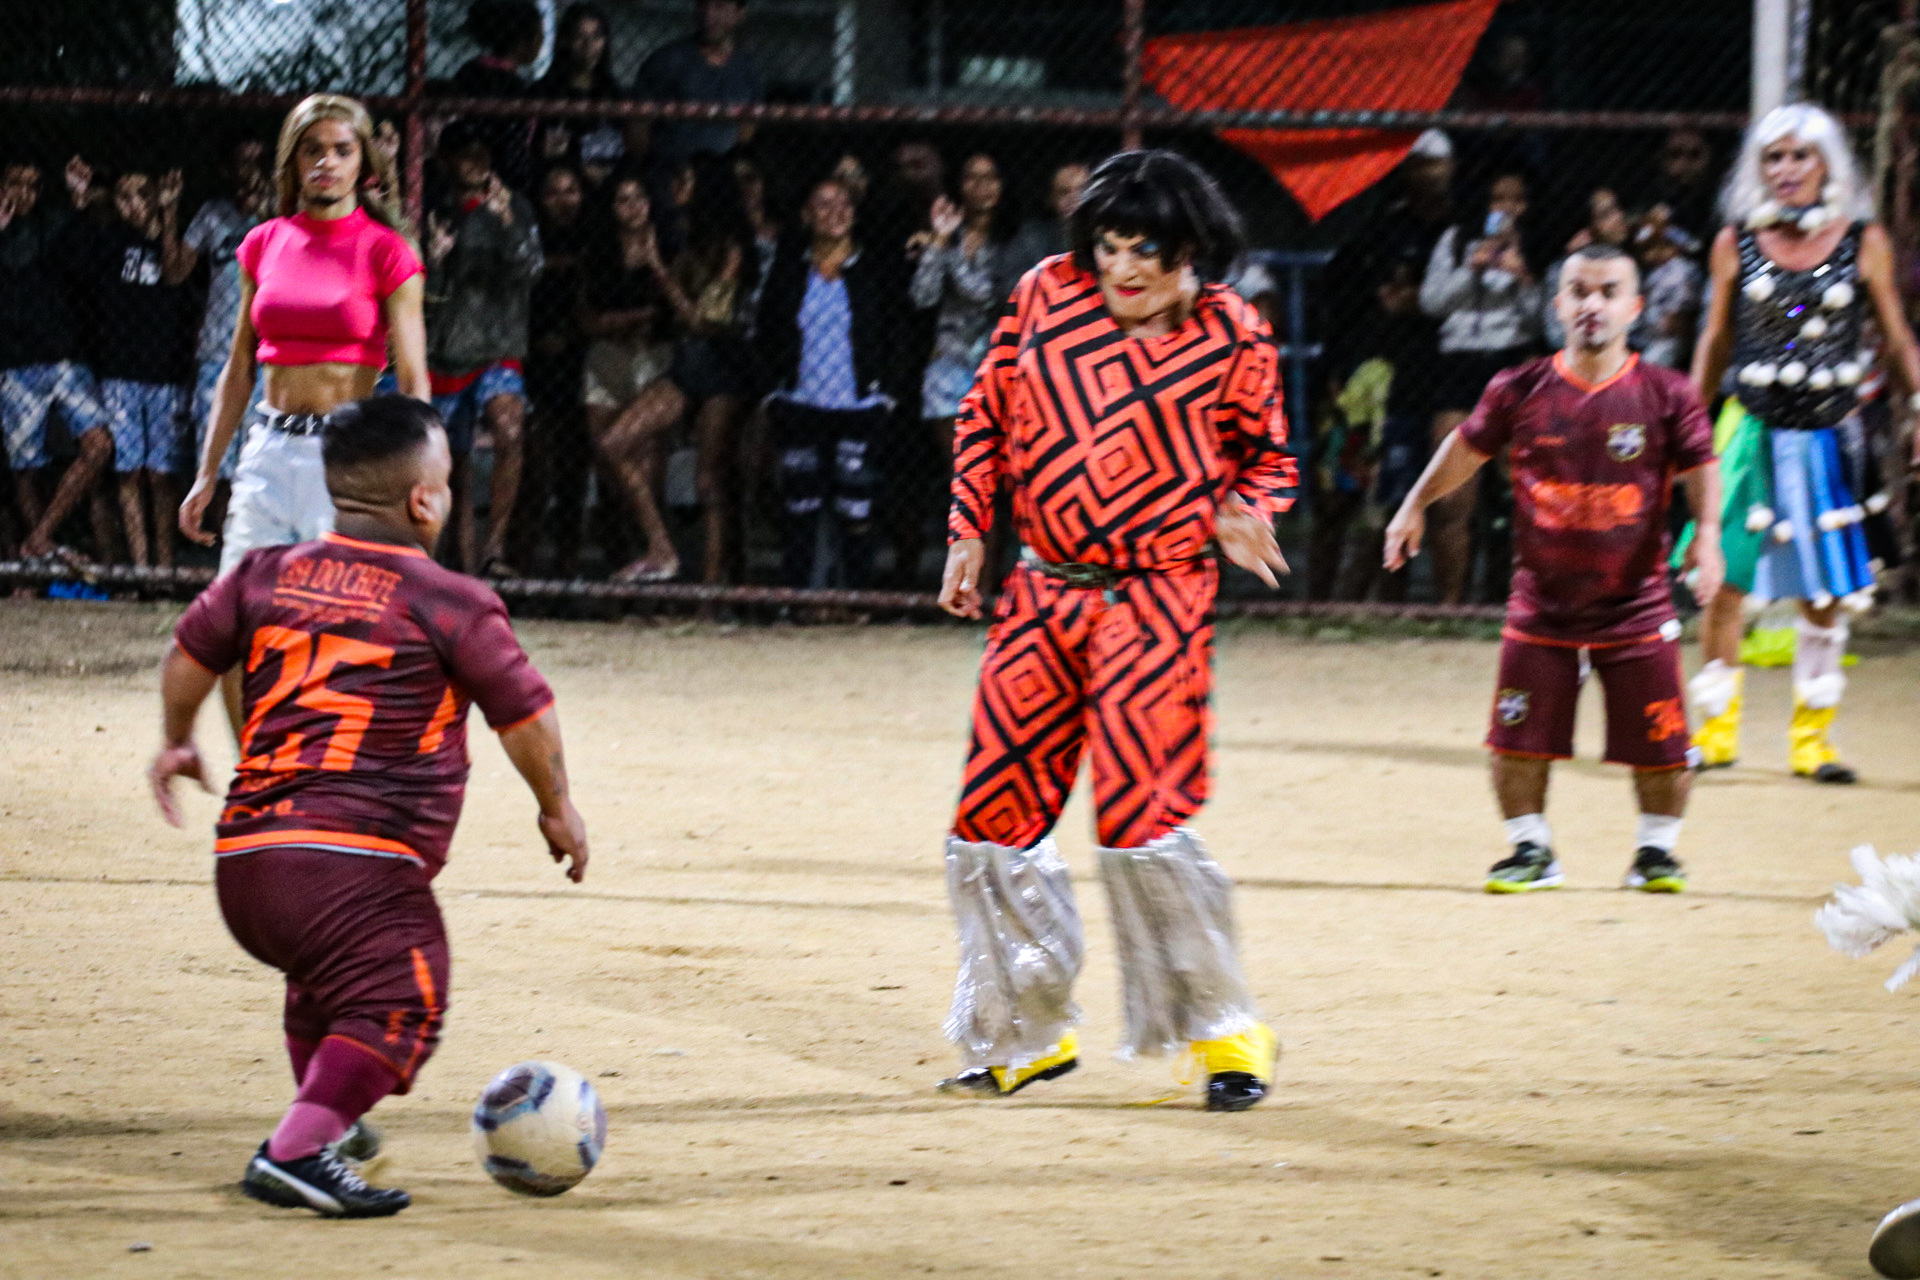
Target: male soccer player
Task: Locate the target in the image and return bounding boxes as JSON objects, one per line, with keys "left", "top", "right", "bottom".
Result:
{"left": 149, "top": 394, "right": 587, "bottom": 1217}
{"left": 1385, "top": 243, "right": 1724, "bottom": 893}
{"left": 935, "top": 150, "right": 1294, "bottom": 1110}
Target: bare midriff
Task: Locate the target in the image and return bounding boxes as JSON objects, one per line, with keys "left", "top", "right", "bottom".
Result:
{"left": 261, "top": 361, "right": 384, "bottom": 416}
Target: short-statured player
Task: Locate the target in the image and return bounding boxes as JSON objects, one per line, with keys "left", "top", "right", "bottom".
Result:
{"left": 149, "top": 394, "right": 587, "bottom": 1217}
{"left": 1385, "top": 244, "right": 1724, "bottom": 893}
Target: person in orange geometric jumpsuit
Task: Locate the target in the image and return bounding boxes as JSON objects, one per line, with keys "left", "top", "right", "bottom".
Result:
{"left": 934, "top": 150, "right": 1296, "bottom": 1111}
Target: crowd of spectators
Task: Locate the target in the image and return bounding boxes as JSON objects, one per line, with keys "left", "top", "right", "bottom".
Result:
{"left": 0, "top": 0, "right": 1112, "bottom": 592}
{"left": 1, "top": 7, "right": 1902, "bottom": 606}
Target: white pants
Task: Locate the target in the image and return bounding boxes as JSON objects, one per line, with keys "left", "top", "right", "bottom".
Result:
{"left": 218, "top": 427, "right": 333, "bottom": 576}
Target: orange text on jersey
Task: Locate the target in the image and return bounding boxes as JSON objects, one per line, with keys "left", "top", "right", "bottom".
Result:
{"left": 274, "top": 557, "right": 403, "bottom": 610}
{"left": 1527, "top": 480, "right": 1645, "bottom": 532}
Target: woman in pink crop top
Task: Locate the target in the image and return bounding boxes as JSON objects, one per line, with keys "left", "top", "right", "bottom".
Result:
{"left": 178, "top": 93, "right": 428, "bottom": 729}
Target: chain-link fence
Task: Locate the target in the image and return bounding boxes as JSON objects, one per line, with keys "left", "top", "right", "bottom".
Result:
{"left": 0, "top": 0, "right": 1914, "bottom": 617}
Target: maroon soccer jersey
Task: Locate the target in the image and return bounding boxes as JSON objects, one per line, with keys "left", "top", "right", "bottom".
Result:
{"left": 949, "top": 256, "right": 1297, "bottom": 569}
{"left": 173, "top": 532, "right": 554, "bottom": 875}
{"left": 1457, "top": 353, "right": 1714, "bottom": 645}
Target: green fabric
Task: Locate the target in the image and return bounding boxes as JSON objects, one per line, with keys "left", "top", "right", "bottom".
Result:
{"left": 1318, "top": 358, "right": 1393, "bottom": 490}
{"left": 1740, "top": 625, "right": 1797, "bottom": 667}
{"left": 1738, "top": 626, "right": 1859, "bottom": 668}
{"left": 1336, "top": 358, "right": 1393, "bottom": 438}
{"left": 1675, "top": 398, "right": 1773, "bottom": 592}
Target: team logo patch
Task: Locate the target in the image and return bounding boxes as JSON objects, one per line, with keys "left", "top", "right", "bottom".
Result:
{"left": 1496, "top": 688, "right": 1531, "bottom": 726}
{"left": 1607, "top": 422, "right": 1647, "bottom": 461}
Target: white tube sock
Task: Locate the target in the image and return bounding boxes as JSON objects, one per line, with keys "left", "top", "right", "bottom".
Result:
{"left": 1503, "top": 814, "right": 1552, "bottom": 850}
{"left": 1636, "top": 813, "right": 1684, "bottom": 853}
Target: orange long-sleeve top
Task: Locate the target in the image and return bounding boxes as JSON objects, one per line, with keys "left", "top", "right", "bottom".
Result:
{"left": 947, "top": 254, "right": 1298, "bottom": 570}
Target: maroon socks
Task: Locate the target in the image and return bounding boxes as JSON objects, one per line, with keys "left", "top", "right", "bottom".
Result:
{"left": 267, "top": 1036, "right": 397, "bottom": 1162}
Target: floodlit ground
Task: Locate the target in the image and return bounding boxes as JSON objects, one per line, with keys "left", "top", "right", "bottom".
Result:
{"left": 4, "top": 600, "right": 1919, "bottom": 1280}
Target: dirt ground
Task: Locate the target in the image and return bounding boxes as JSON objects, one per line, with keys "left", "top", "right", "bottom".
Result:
{"left": 4, "top": 600, "right": 1920, "bottom": 1280}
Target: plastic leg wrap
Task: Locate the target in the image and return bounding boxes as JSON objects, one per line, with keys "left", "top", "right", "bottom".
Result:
{"left": 1099, "top": 828, "right": 1258, "bottom": 1059}
{"left": 942, "top": 836, "right": 1084, "bottom": 1071}
{"left": 1792, "top": 616, "right": 1848, "bottom": 709}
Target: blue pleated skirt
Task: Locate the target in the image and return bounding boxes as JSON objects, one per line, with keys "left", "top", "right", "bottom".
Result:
{"left": 1749, "top": 425, "right": 1875, "bottom": 604}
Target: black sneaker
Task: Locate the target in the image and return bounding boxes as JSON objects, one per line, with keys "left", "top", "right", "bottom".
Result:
{"left": 332, "top": 1119, "right": 381, "bottom": 1162}
{"left": 1623, "top": 846, "right": 1686, "bottom": 893}
{"left": 241, "top": 1141, "right": 410, "bottom": 1218}
{"left": 1485, "top": 842, "right": 1563, "bottom": 894}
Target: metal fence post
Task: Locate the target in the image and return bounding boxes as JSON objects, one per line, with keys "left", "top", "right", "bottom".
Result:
{"left": 1121, "top": 0, "right": 1146, "bottom": 151}
{"left": 403, "top": 0, "right": 428, "bottom": 230}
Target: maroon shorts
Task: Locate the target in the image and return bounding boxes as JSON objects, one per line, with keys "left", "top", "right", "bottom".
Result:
{"left": 215, "top": 847, "right": 448, "bottom": 1093}
{"left": 1486, "top": 631, "right": 1693, "bottom": 769}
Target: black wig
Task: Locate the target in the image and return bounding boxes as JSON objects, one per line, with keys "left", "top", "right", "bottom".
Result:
{"left": 1069, "top": 149, "right": 1245, "bottom": 283}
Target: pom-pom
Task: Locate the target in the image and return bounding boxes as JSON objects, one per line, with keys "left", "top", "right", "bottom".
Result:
{"left": 1743, "top": 272, "right": 1777, "bottom": 302}
{"left": 1687, "top": 660, "right": 1739, "bottom": 718}
{"left": 1836, "top": 361, "right": 1864, "bottom": 385}
{"left": 1823, "top": 281, "right": 1855, "bottom": 310}
{"left": 1817, "top": 509, "right": 1846, "bottom": 532}
{"left": 1746, "top": 201, "right": 1782, "bottom": 230}
{"left": 1810, "top": 591, "right": 1835, "bottom": 610}
{"left": 1813, "top": 846, "right": 1920, "bottom": 992}
{"left": 1744, "top": 505, "right": 1775, "bottom": 532}
{"left": 1807, "top": 366, "right": 1835, "bottom": 390}
{"left": 1843, "top": 588, "right": 1876, "bottom": 613}
{"left": 1743, "top": 362, "right": 1778, "bottom": 387}
{"left": 1800, "top": 205, "right": 1833, "bottom": 232}
{"left": 1797, "top": 672, "right": 1847, "bottom": 710}
{"left": 1778, "top": 360, "right": 1808, "bottom": 386}
{"left": 1773, "top": 519, "right": 1795, "bottom": 543}
{"left": 1866, "top": 491, "right": 1892, "bottom": 515}
{"left": 1801, "top": 316, "right": 1830, "bottom": 341}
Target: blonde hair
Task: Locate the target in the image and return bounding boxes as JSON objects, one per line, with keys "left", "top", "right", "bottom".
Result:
{"left": 274, "top": 93, "right": 405, "bottom": 231}
{"left": 1721, "top": 102, "right": 1875, "bottom": 226}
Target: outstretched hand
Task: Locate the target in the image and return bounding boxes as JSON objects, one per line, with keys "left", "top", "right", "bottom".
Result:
{"left": 149, "top": 742, "right": 212, "bottom": 828}
{"left": 539, "top": 802, "right": 589, "bottom": 883}
{"left": 1215, "top": 499, "right": 1288, "bottom": 588}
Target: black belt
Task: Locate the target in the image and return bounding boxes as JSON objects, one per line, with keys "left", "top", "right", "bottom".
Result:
{"left": 262, "top": 409, "right": 329, "bottom": 437}
{"left": 1020, "top": 548, "right": 1200, "bottom": 589}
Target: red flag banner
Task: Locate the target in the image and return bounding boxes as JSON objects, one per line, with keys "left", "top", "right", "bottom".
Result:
{"left": 1141, "top": 0, "right": 1502, "bottom": 221}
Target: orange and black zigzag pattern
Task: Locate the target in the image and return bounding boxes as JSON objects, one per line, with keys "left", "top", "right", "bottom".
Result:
{"left": 948, "top": 255, "right": 1297, "bottom": 570}
{"left": 953, "top": 559, "right": 1216, "bottom": 851}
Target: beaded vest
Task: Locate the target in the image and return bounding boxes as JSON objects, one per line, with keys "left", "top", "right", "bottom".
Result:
{"left": 1727, "top": 221, "right": 1867, "bottom": 430}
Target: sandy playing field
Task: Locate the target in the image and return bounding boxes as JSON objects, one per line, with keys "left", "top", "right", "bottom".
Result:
{"left": 4, "top": 600, "right": 1920, "bottom": 1280}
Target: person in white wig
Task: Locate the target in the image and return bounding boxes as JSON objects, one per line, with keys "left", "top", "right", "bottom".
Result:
{"left": 1687, "top": 103, "right": 1920, "bottom": 782}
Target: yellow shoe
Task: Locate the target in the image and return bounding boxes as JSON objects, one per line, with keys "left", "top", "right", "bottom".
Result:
{"left": 1689, "top": 664, "right": 1742, "bottom": 769}
{"left": 1789, "top": 699, "right": 1857, "bottom": 783}
{"left": 937, "top": 1031, "right": 1079, "bottom": 1097}
{"left": 1192, "top": 1022, "right": 1279, "bottom": 1112}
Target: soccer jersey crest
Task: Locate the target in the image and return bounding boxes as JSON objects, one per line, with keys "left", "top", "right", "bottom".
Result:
{"left": 1496, "top": 688, "right": 1531, "bottom": 726}
{"left": 1607, "top": 422, "right": 1647, "bottom": 461}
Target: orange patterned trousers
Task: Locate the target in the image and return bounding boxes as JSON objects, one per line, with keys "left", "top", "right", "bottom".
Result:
{"left": 952, "top": 559, "right": 1216, "bottom": 851}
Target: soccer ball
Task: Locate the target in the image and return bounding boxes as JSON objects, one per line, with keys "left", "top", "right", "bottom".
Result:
{"left": 471, "top": 1061, "right": 607, "bottom": 1196}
